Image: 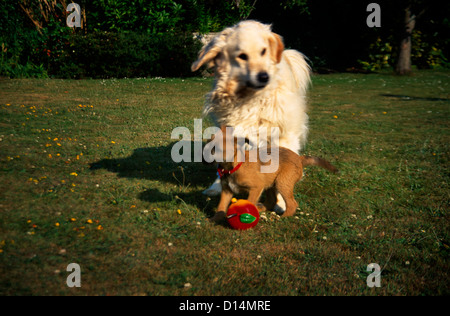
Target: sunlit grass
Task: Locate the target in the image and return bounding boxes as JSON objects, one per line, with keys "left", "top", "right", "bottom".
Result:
{"left": 0, "top": 71, "right": 449, "bottom": 295}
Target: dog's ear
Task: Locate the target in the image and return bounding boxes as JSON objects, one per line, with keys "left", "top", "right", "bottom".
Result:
{"left": 191, "top": 28, "right": 233, "bottom": 72}
{"left": 268, "top": 33, "right": 284, "bottom": 64}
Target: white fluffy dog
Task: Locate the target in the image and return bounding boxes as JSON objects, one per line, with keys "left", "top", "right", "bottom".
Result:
{"left": 192, "top": 21, "right": 311, "bottom": 212}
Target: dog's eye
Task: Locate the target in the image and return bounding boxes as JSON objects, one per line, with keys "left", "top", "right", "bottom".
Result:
{"left": 261, "top": 48, "right": 267, "bottom": 56}
{"left": 237, "top": 53, "right": 248, "bottom": 61}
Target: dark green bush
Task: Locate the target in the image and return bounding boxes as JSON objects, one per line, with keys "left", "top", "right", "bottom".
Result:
{"left": 60, "top": 31, "right": 201, "bottom": 79}
{"left": 1, "top": 1, "right": 203, "bottom": 79}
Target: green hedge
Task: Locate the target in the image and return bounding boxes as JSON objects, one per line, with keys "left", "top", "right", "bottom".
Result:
{"left": 0, "top": 0, "right": 205, "bottom": 79}
{"left": 60, "top": 31, "right": 202, "bottom": 79}
{"left": 1, "top": 29, "right": 202, "bottom": 79}
{"left": 1, "top": 30, "right": 202, "bottom": 79}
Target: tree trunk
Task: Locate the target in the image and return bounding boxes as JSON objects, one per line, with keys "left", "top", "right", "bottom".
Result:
{"left": 395, "top": 6, "right": 416, "bottom": 75}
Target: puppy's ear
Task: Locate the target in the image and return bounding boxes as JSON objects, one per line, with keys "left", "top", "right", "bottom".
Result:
{"left": 269, "top": 33, "right": 284, "bottom": 64}
{"left": 191, "top": 28, "right": 233, "bottom": 72}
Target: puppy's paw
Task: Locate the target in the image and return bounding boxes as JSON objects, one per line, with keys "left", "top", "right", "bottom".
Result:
{"left": 209, "top": 211, "right": 226, "bottom": 223}
{"left": 273, "top": 204, "right": 286, "bottom": 216}
{"left": 273, "top": 193, "right": 286, "bottom": 215}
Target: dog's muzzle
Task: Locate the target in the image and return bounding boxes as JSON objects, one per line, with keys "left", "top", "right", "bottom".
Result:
{"left": 247, "top": 71, "right": 270, "bottom": 90}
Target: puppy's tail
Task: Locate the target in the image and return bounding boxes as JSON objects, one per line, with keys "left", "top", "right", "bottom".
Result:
{"left": 300, "top": 156, "right": 339, "bottom": 174}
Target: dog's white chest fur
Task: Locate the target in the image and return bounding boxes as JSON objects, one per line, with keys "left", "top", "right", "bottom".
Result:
{"left": 222, "top": 176, "right": 241, "bottom": 194}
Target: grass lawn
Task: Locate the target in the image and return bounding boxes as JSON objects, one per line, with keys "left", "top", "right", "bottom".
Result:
{"left": 0, "top": 71, "right": 449, "bottom": 296}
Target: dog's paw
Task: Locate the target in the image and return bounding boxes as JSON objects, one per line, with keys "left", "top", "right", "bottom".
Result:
{"left": 202, "top": 180, "right": 222, "bottom": 197}
{"left": 273, "top": 193, "right": 286, "bottom": 215}
{"left": 273, "top": 204, "right": 286, "bottom": 216}
{"left": 209, "top": 211, "right": 226, "bottom": 223}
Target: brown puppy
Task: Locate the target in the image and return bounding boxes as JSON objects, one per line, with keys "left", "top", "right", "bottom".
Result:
{"left": 209, "top": 126, "right": 338, "bottom": 222}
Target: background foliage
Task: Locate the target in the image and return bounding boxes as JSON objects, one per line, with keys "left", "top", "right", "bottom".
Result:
{"left": 0, "top": 0, "right": 449, "bottom": 78}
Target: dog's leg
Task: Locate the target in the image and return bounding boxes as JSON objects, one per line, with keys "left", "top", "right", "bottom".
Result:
{"left": 246, "top": 186, "right": 264, "bottom": 207}
{"left": 276, "top": 183, "right": 298, "bottom": 217}
{"left": 275, "top": 169, "right": 302, "bottom": 217}
{"left": 211, "top": 188, "right": 233, "bottom": 223}
{"left": 275, "top": 136, "right": 301, "bottom": 215}
{"left": 203, "top": 176, "right": 222, "bottom": 197}
{"left": 280, "top": 194, "right": 298, "bottom": 217}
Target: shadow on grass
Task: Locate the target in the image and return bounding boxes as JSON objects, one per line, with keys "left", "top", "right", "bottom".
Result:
{"left": 89, "top": 142, "right": 219, "bottom": 214}
{"left": 380, "top": 94, "right": 449, "bottom": 102}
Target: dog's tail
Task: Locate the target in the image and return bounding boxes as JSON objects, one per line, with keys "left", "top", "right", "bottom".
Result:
{"left": 300, "top": 156, "right": 339, "bottom": 174}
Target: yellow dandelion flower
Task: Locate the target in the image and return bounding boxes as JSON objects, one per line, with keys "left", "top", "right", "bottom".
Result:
{"left": 111, "top": 141, "right": 116, "bottom": 144}
{"left": 70, "top": 218, "right": 76, "bottom": 222}
{"left": 86, "top": 219, "right": 93, "bottom": 224}
{"left": 55, "top": 223, "right": 60, "bottom": 227}
{"left": 177, "top": 209, "right": 182, "bottom": 215}
{"left": 333, "top": 115, "right": 338, "bottom": 119}
{"left": 97, "top": 225, "right": 103, "bottom": 230}
{"left": 70, "top": 172, "right": 78, "bottom": 176}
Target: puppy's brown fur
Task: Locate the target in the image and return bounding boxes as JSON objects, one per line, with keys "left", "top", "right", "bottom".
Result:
{"left": 211, "top": 126, "right": 338, "bottom": 222}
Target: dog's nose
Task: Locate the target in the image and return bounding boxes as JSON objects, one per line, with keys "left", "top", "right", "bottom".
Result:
{"left": 257, "top": 72, "right": 270, "bottom": 84}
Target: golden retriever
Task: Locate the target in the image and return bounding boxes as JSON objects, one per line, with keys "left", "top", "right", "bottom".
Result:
{"left": 192, "top": 20, "right": 311, "bottom": 213}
